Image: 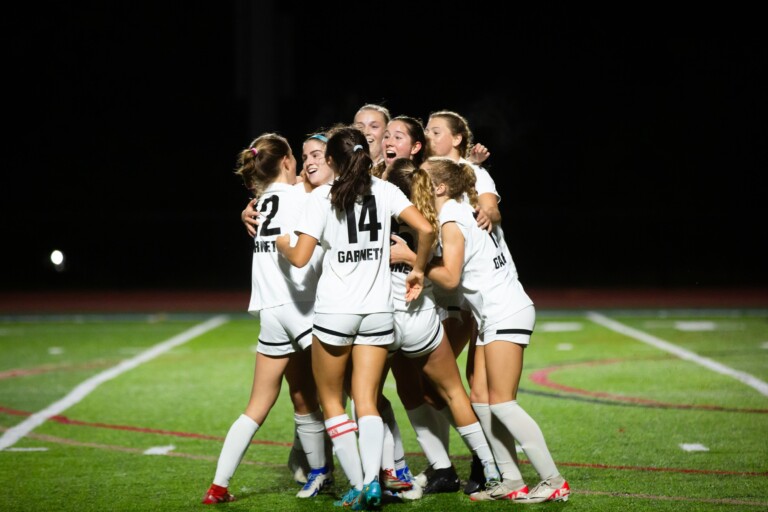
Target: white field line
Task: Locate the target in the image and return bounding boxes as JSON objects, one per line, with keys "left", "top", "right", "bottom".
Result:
{"left": 587, "top": 312, "right": 768, "bottom": 397}
{"left": 0, "top": 315, "right": 229, "bottom": 450}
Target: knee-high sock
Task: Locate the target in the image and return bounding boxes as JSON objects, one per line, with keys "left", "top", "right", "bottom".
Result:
{"left": 213, "top": 414, "right": 259, "bottom": 487}
{"left": 405, "top": 404, "right": 452, "bottom": 470}
{"left": 357, "top": 415, "right": 384, "bottom": 485}
{"left": 490, "top": 401, "right": 559, "bottom": 481}
{"left": 326, "top": 414, "right": 363, "bottom": 489}
{"left": 456, "top": 422, "right": 498, "bottom": 479}
{"left": 295, "top": 410, "right": 326, "bottom": 470}
{"left": 380, "top": 398, "right": 406, "bottom": 471}
{"left": 434, "top": 406, "right": 452, "bottom": 454}
{"left": 381, "top": 421, "right": 395, "bottom": 473}
{"left": 473, "top": 403, "right": 523, "bottom": 483}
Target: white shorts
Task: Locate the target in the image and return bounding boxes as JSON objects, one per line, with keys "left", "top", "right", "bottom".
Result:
{"left": 434, "top": 288, "right": 470, "bottom": 321}
{"left": 476, "top": 305, "right": 536, "bottom": 347}
{"left": 313, "top": 312, "right": 395, "bottom": 347}
{"left": 391, "top": 308, "right": 444, "bottom": 358}
{"left": 256, "top": 301, "right": 314, "bottom": 356}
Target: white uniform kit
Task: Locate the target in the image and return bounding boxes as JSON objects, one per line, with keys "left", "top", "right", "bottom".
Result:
{"left": 437, "top": 198, "right": 535, "bottom": 345}
{"left": 249, "top": 183, "right": 322, "bottom": 355}
{"left": 389, "top": 223, "right": 444, "bottom": 358}
{"left": 295, "top": 177, "right": 413, "bottom": 346}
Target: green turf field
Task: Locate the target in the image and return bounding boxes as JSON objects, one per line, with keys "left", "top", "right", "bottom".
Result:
{"left": 1, "top": 308, "right": 766, "bottom": 511}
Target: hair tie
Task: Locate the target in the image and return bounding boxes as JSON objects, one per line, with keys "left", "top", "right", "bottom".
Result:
{"left": 250, "top": 148, "right": 259, "bottom": 157}
{"left": 353, "top": 144, "right": 363, "bottom": 152}
{"left": 310, "top": 134, "right": 328, "bottom": 143}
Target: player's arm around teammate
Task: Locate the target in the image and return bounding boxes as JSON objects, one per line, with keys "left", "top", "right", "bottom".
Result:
{"left": 277, "top": 126, "right": 434, "bottom": 509}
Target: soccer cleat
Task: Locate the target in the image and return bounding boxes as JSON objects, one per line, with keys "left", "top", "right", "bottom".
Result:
{"left": 362, "top": 479, "right": 382, "bottom": 508}
{"left": 422, "top": 466, "right": 461, "bottom": 494}
{"left": 469, "top": 479, "right": 529, "bottom": 501}
{"left": 413, "top": 465, "right": 433, "bottom": 488}
{"left": 523, "top": 477, "right": 570, "bottom": 503}
{"left": 380, "top": 468, "right": 413, "bottom": 492}
{"left": 288, "top": 445, "right": 310, "bottom": 485}
{"left": 396, "top": 481, "right": 423, "bottom": 501}
{"left": 334, "top": 487, "right": 364, "bottom": 509}
{"left": 413, "top": 466, "right": 435, "bottom": 489}
{"left": 201, "top": 484, "right": 235, "bottom": 504}
{"left": 296, "top": 466, "right": 332, "bottom": 498}
{"left": 395, "top": 465, "right": 414, "bottom": 484}
{"left": 463, "top": 455, "right": 485, "bottom": 495}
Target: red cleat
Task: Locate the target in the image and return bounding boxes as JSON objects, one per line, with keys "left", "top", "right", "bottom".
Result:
{"left": 201, "top": 484, "right": 235, "bottom": 504}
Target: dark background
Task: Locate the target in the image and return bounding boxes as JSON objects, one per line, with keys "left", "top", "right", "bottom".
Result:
{"left": 4, "top": 3, "right": 766, "bottom": 294}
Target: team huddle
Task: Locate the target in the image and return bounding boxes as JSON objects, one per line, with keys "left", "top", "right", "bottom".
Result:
{"left": 201, "top": 105, "right": 570, "bottom": 509}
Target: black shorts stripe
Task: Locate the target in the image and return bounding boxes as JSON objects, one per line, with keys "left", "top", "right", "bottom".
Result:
{"left": 295, "top": 328, "right": 312, "bottom": 345}
{"left": 358, "top": 328, "right": 395, "bottom": 337}
{"left": 496, "top": 328, "right": 533, "bottom": 336}
{"left": 258, "top": 339, "right": 291, "bottom": 346}
{"left": 402, "top": 322, "right": 441, "bottom": 355}
{"left": 313, "top": 324, "right": 353, "bottom": 337}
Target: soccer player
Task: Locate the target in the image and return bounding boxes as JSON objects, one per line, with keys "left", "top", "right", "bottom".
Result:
{"left": 408, "top": 156, "right": 570, "bottom": 503}
{"left": 202, "top": 133, "right": 330, "bottom": 504}
{"left": 276, "top": 126, "right": 435, "bottom": 510}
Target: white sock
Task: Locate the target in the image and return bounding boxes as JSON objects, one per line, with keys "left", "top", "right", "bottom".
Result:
{"left": 406, "top": 404, "right": 452, "bottom": 470}
{"left": 434, "top": 406, "right": 452, "bottom": 453}
{"left": 213, "top": 414, "right": 259, "bottom": 487}
{"left": 357, "top": 415, "right": 384, "bottom": 484}
{"left": 380, "top": 398, "right": 405, "bottom": 472}
{"left": 490, "top": 400, "right": 559, "bottom": 481}
{"left": 473, "top": 403, "right": 523, "bottom": 482}
{"left": 456, "top": 422, "right": 499, "bottom": 480}
{"left": 326, "top": 414, "right": 363, "bottom": 489}
{"left": 381, "top": 422, "right": 395, "bottom": 473}
{"left": 295, "top": 410, "right": 326, "bottom": 470}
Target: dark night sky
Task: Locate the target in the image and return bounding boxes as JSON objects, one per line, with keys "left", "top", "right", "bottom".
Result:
{"left": 3, "top": 3, "right": 766, "bottom": 292}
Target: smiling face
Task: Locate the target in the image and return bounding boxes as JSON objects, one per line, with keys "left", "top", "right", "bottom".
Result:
{"left": 382, "top": 119, "right": 422, "bottom": 168}
{"left": 301, "top": 138, "right": 333, "bottom": 189}
{"left": 353, "top": 108, "right": 387, "bottom": 164}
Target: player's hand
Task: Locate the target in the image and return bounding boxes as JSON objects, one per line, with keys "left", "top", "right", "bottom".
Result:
{"left": 475, "top": 207, "right": 492, "bottom": 232}
{"left": 405, "top": 269, "right": 424, "bottom": 302}
{"left": 468, "top": 143, "right": 490, "bottom": 165}
{"left": 241, "top": 199, "right": 261, "bottom": 237}
{"left": 390, "top": 234, "right": 414, "bottom": 265}
{"left": 275, "top": 233, "right": 291, "bottom": 254}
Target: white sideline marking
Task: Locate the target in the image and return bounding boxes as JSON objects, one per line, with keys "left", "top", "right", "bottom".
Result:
{"left": 556, "top": 343, "right": 574, "bottom": 351}
{"left": 587, "top": 312, "right": 768, "bottom": 397}
{"left": 675, "top": 321, "right": 716, "bottom": 331}
{"left": 538, "top": 322, "right": 582, "bottom": 332}
{"left": 48, "top": 347, "right": 64, "bottom": 355}
{"left": 144, "top": 444, "right": 176, "bottom": 455}
{"left": 5, "top": 447, "right": 49, "bottom": 452}
{"left": 679, "top": 443, "right": 709, "bottom": 452}
{"left": 0, "top": 315, "right": 229, "bottom": 451}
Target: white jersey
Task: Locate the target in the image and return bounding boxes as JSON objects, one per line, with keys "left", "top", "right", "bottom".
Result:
{"left": 248, "top": 183, "right": 322, "bottom": 313}
{"left": 390, "top": 219, "right": 437, "bottom": 312}
{"left": 296, "top": 177, "right": 413, "bottom": 314}
{"left": 462, "top": 158, "right": 519, "bottom": 279}
{"left": 438, "top": 199, "right": 532, "bottom": 326}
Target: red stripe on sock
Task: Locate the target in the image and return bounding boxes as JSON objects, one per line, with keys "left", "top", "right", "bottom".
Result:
{"left": 327, "top": 420, "right": 358, "bottom": 439}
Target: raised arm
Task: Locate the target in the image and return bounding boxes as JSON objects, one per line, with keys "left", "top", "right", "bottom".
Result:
{"left": 241, "top": 199, "right": 261, "bottom": 238}
{"left": 475, "top": 192, "right": 501, "bottom": 232}
{"left": 397, "top": 205, "right": 435, "bottom": 302}
{"left": 425, "top": 222, "right": 464, "bottom": 291}
{"left": 276, "top": 233, "right": 318, "bottom": 268}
